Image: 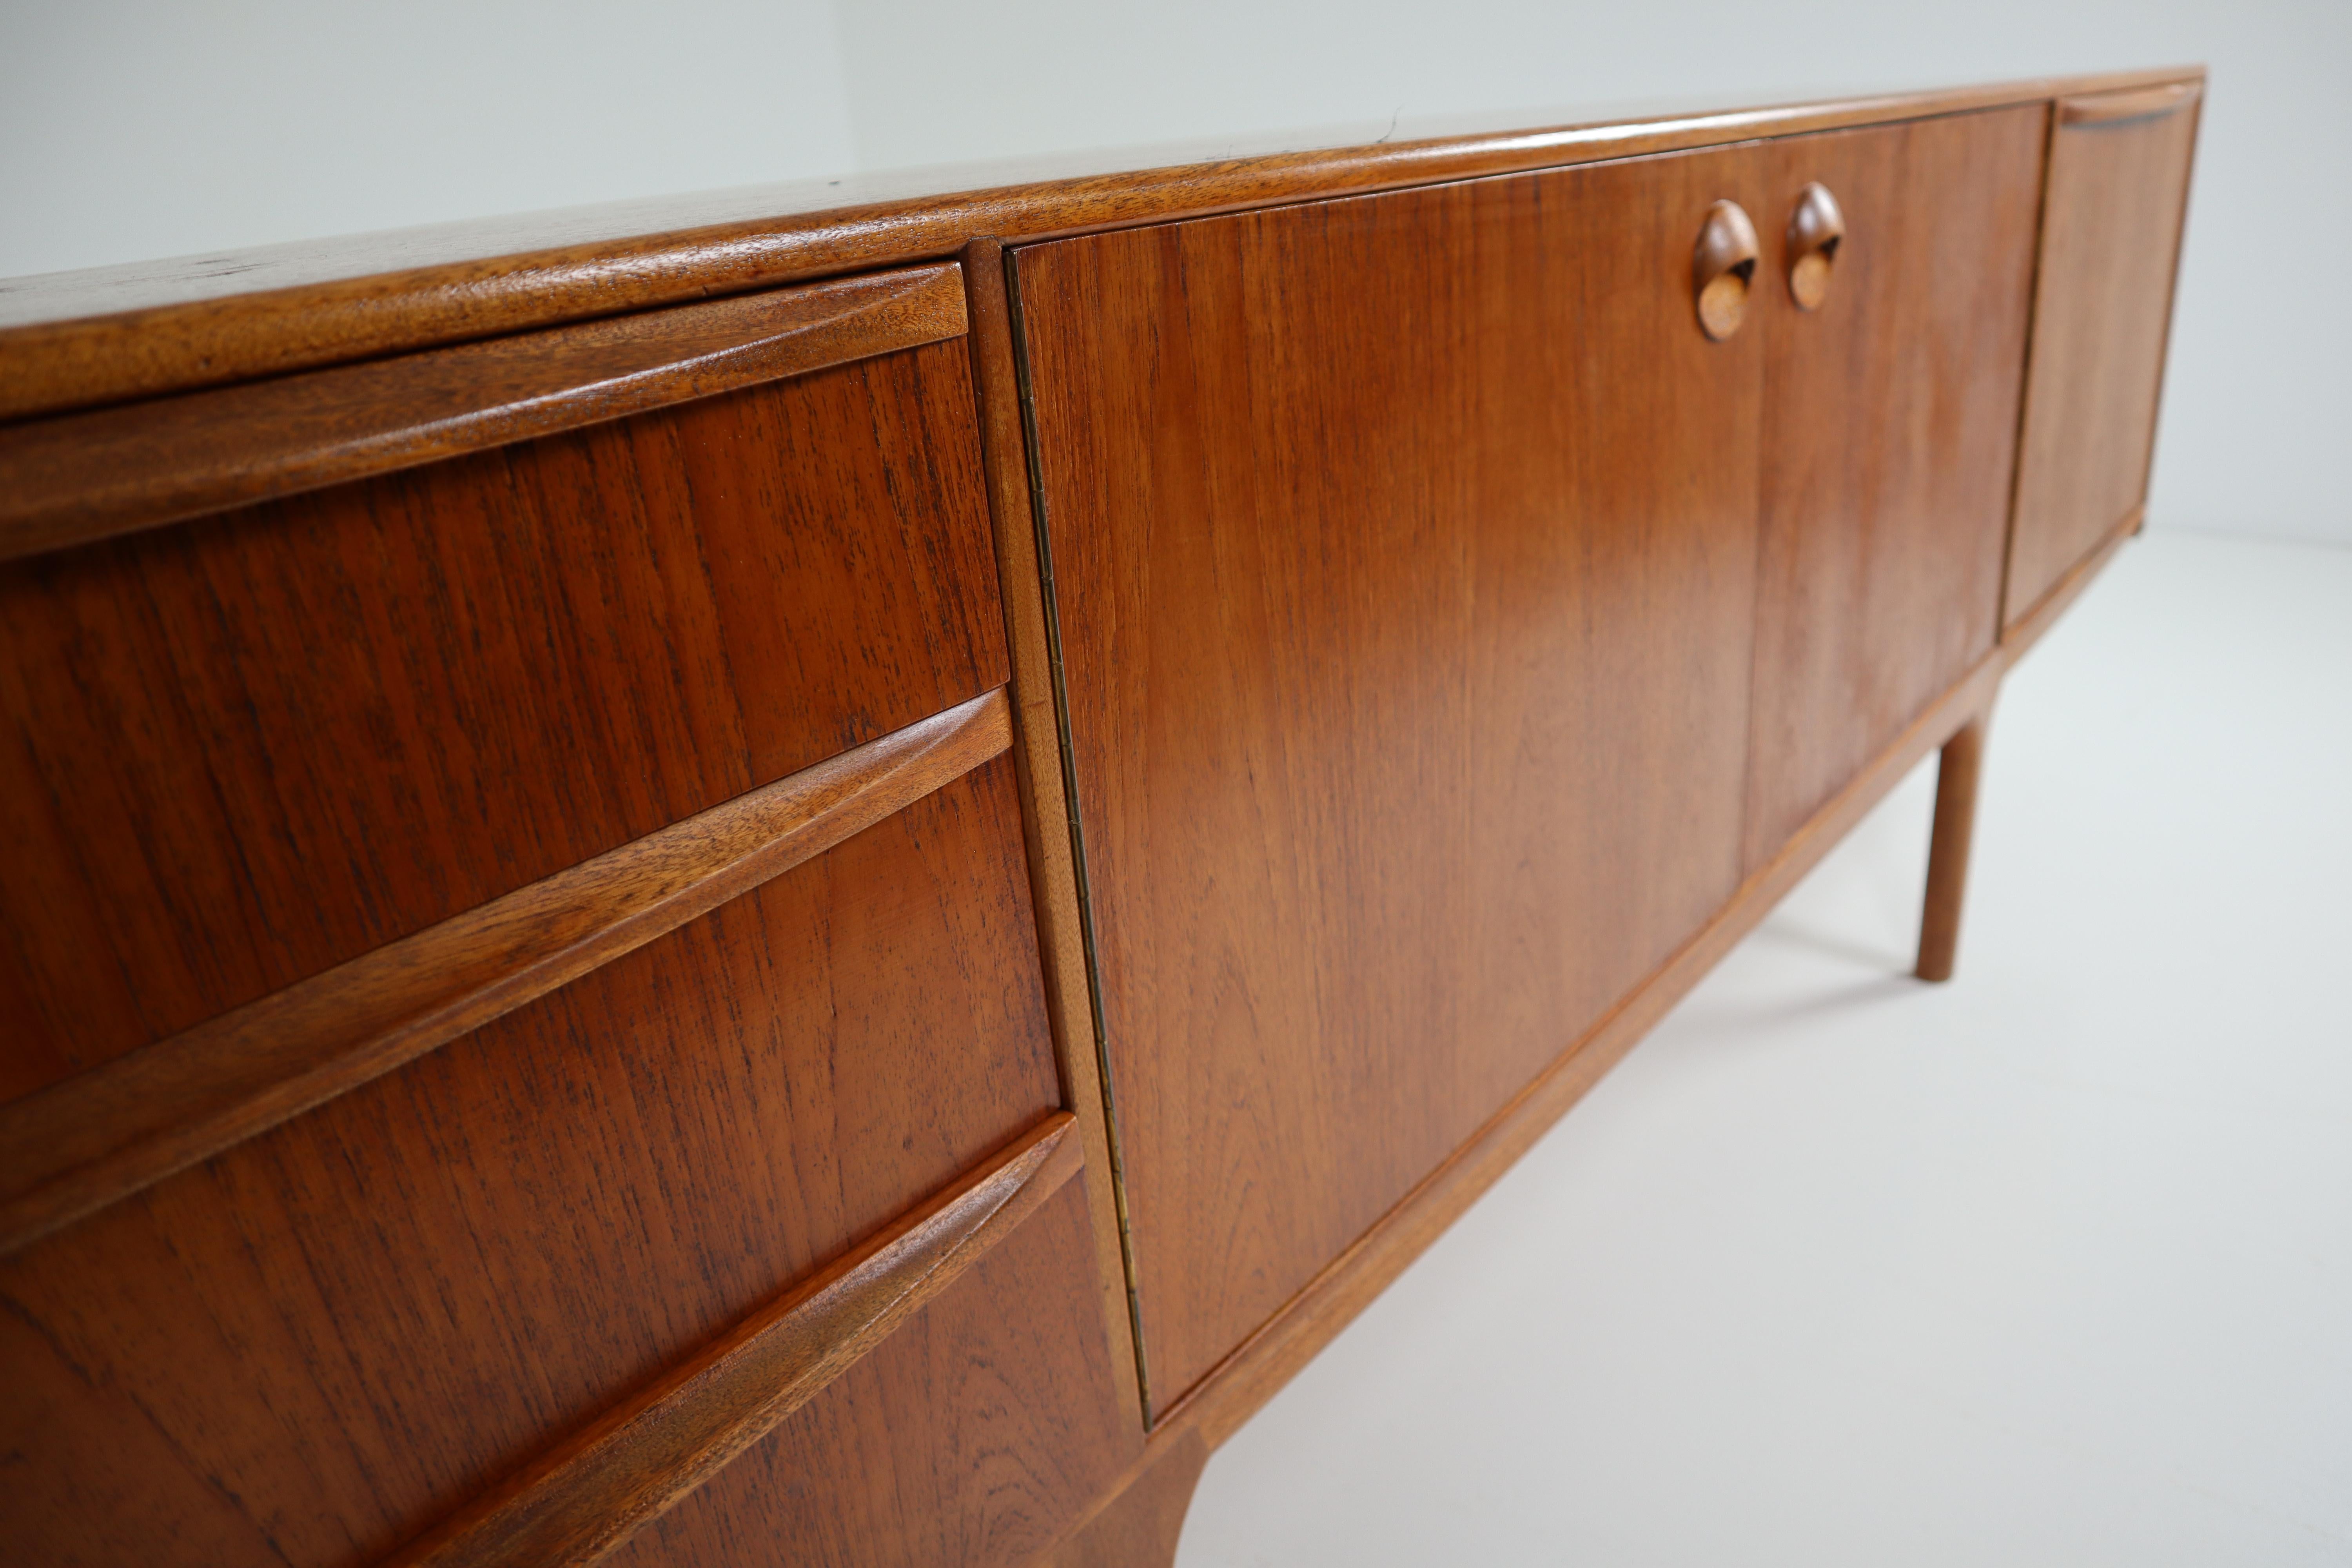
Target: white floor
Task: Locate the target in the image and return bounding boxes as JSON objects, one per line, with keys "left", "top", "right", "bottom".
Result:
{"left": 1175, "top": 530, "right": 2352, "bottom": 1567}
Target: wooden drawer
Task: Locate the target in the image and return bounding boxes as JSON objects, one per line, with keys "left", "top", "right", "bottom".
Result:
{"left": 0, "top": 748, "right": 1136, "bottom": 1567}
{"left": 0, "top": 262, "right": 1139, "bottom": 1564}
{"left": 0, "top": 263, "right": 1007, "bottom": 1103}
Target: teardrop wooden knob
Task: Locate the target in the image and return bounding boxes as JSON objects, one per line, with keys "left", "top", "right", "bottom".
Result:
{"left": 1693, "top": 200, "right": 1760, "bottom": 341}
{"left": 1786, "top": 183, "right": 1846, "bottom": 311}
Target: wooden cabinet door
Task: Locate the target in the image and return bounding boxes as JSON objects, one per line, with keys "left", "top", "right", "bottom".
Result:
{"left": 2005, "top": 82, "right": 2201, "bottom": 628}
{"left": 1015, "top": 144, "right": 1772, "bottom": 1415}
{"left": 1742, "top": 107, "right": 2047, "bottom": 867}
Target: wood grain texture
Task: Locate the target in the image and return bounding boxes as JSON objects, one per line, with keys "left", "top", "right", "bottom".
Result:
{"left": 1742, "top": 107, "right": 2044, "bottom": 870}
{"left": 960, "top": 237, "right": 1149, "bottom": 1431}
{"left": 0, "top": 757, "right": 1077, "bottom": 1568}
{"left": 1017, "top": 140, "right": 1771, "bottom": 1412}
{"left": 600, "top": 1182, "right": 1138, "bottom": 1568}
{"left": 1916, "top": 712, "right": 1990, "bottom": 983}
{"left": 2005, "top": 84, "right": 2200, "bottom": 629}
{"left": 390, "top": 1113, "right": 1082, "bottom": 1568}
{"left": 0, "top": 341, "right": 1005, "bottom": 1105}
{"left": 1036, "top": 1429, "right": 1209, "bottom": 1568}
{"left": 1160, "top": 648, "right": 2007, "bottom": 1449}
{"left": 0, "top": 262, "right": 967, "bottom": 562}
{"left": 0, "top": 69, "right": 2201, "bottom": 422}
{"left": 0, "top": 688, "right": 1009, "bottom": 1257}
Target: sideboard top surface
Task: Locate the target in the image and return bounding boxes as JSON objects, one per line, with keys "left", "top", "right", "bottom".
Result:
{"left": 0, "top": 65, "right": 2203, "bottom": 424}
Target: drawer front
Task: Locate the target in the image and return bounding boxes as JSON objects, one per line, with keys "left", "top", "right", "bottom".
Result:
{"left": 1743, "top": 105, "right": 2046, "bottom": 865}
{"left": 1016, "top": 142, "right": 1771, "bottom": 1412}
{"left": 0, "top": 751, "right": 1135, "bottom": 1566}
{"left": 2005, "top": 82, "right": 2201, "bottom": 626}
{"left": 0, "top": 268, "right": 1007, "bottom": 1102}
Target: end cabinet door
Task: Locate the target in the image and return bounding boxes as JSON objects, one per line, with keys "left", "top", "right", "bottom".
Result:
{"left": 1013, "top": 145, "right": 1773, "bottom": 1417}
{"left": 1742, "top": 105, "right": 2048, "bottom": 866}
{"left": 2005, "top": 81, "right": 2201, "bottom": 630}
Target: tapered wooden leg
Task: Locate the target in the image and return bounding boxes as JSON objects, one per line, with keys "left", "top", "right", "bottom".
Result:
{"left": 1916, "top": 712, "right": 1989, "bottom": 983}
{"left": 1039, "top": 1430, "right": 1209, "bottom": 1568}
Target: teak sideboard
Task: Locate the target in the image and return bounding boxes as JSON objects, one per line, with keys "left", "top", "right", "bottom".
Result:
{"left": 0, "top": 67, "right": 2200, "bottom": 1567}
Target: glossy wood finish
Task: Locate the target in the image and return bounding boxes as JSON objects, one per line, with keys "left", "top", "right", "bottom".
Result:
{"left": 1154, "top": 646, "right": 2006, "bottom": 1451}
{"left": 1017, "top": 141, "right": 1771, "bottom": 1412}
{"left": 960, "top": 237, "right": 1149, "bottom": 1430}
{"left": 0, "top": 69, "right": 2199, "bottom": 421}
{"left": 0, "top": 757, "right": 1099, "bottom": 1568}
{"left": 2005, "top": 82, "right": 2200, "bottom": 630}
{"left": 0, "top": 70, "right": 2205, "bottom": 1566}
{"left": 600, "top": 1183, "right": 1136, "bottom": 1568}
{"left": 0, "top": 263, "right": 967, "bottom": 562}
{"left": 0, "top": 690, "right": 1009, "bottom": 1257}
{"left": 1916, "top": 713, "right": 1989, "bottom": 983}
{"left": 0, "top": 339, "right": 1005, "bottom": 1105}
{"left": 394, "top": 1114, "right": 1081, "bottom": 1568}
{"left": 1742, "top": 107, "right": 2043, "bottom": 870}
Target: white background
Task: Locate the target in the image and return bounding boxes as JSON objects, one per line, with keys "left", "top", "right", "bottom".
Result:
{"left": 1, "top": 0, "right": 2347, "bottom": 545}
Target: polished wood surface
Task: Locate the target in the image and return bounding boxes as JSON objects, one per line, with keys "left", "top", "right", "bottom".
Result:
{"left": 0, "top": 689, "right": 1009, "bottom": 1257}
{"left": 1916, "top": 713, "right": 1990, "bottom": 983}
{"left": 0, "top": 69, "right": 2200, "bottom": 422}
{"left": 393, "top": 1114, "right": 1081, "bottom": 1568}
{"left": 0, "top": 340, "right": 1004, "bottom": 1105}
{"left": 1155, "top": 646, "right": 2007, "bottom": 1450}
{"left": 1018, "top": 140, "right": 1770, "bottom": 1412}
{"left": 600, "top": 1183, "right": 1135, "bottom": 1568}
{"left": 0, "top": 262, "right": 967, "bottom": 561}
{"left": 0, "top": 757, "right": 1082, "bottom": 1567}
{"left": 1743, "top": 107, "right": 2043, "bottom": 869}
{"left": 960, "top": 237, "right": 1149, "bottom": 1430}
{"left": 2005, "top": 83, "right": 2200, "bottom": 629}
{"left": 0, "top": 69, "right": 2203, "bottom": 1565}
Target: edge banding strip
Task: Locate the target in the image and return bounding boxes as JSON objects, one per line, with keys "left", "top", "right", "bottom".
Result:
{"left": 0, "top": 261, "right": 967, "bottom": 563}
{"left": 387, "top": 1112, "right": 1082, "bottom": 1568}
{"left": 0, "top": 686, "right": 1013, "bottom": 1257}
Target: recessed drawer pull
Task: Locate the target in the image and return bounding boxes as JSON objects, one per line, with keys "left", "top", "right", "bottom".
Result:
{"left": 384, "top": 1113, "right": 1083, "bottom": 1568}
{"left": 1786, "top": 182, "right": 1846, "bottom": 310}
{"left": 1693, "top": 200, "right": 1760, "bottom": 341}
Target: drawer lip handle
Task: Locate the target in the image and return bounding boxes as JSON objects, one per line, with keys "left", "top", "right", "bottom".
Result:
{"left": 1693, "top": 199, "right": 1761, "bottom": 342}
{"left": 384, "top": 1112, "right": 1084, "bottom": 1568}
{"left": 0, "top": 260, "right": 969, "bottom": 567}
{"left": 2058, "top": 80, "right": 2201, "bottom": 127}
{"left": 0, "top": 686, "right": 1014, "bottom": 1258}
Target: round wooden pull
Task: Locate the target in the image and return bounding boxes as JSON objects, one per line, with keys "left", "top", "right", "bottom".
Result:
{"left": 1693, "top": 200, "right": 1760, "bottom": 341}
{"left": 1786, "top": 182, "right": 1845, "bottom": 311}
